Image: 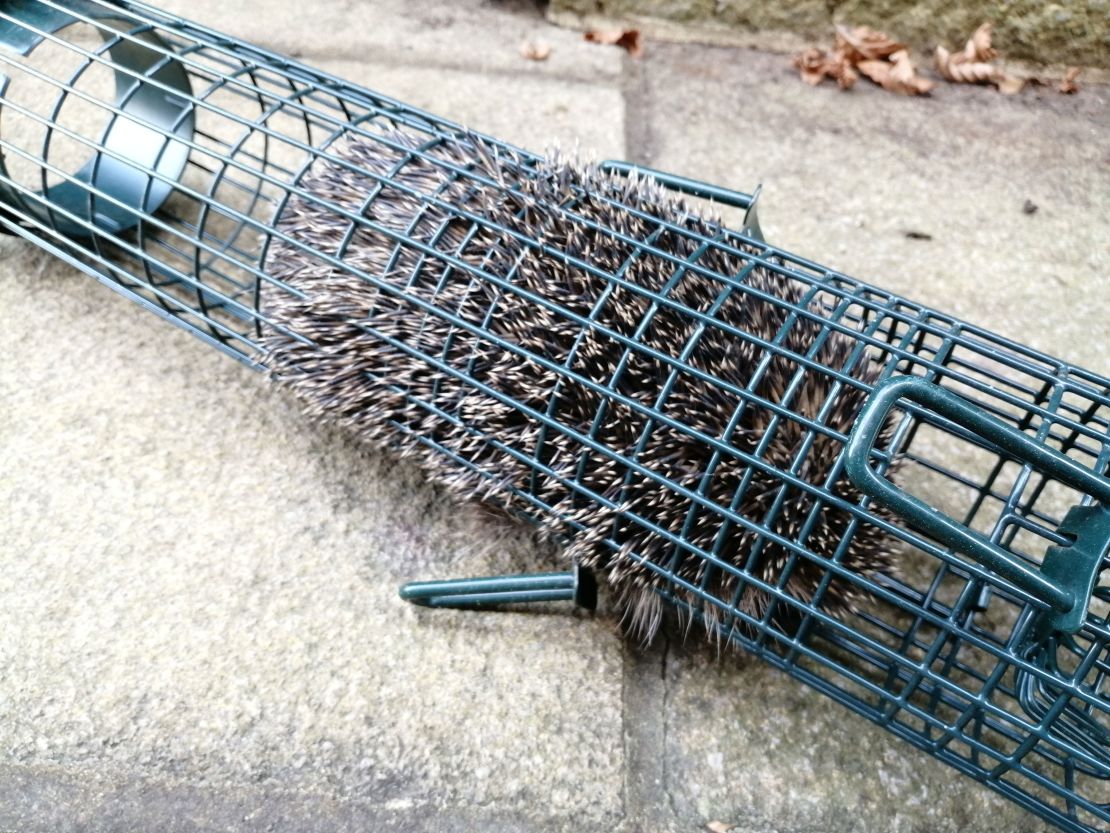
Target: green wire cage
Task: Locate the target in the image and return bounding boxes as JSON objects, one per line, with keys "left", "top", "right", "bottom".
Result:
{"left": 1, "top": 1, "right": 1108, "bottom": 830}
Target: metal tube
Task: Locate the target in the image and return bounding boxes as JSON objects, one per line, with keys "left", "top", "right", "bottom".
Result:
{"left": 1, "top": 3, "right": 1108, "bottom": 830}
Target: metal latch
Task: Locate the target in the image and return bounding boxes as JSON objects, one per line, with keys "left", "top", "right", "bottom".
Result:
{"left": 846, "top": 376, "right": 1110, "bottom": 637}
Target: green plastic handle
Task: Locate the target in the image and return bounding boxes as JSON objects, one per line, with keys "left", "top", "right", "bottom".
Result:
{"left": 846, "top": 377, "right": 1110, "bottom": 633}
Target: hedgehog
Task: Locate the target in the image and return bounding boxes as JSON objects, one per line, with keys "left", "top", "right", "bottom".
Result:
{"left": 259, "top": 129, "right": 896, "bottom": 645}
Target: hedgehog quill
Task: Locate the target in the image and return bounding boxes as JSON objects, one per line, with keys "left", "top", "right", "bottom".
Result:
{"left": 260, "top": 131, "right": 896, "bottom": 644}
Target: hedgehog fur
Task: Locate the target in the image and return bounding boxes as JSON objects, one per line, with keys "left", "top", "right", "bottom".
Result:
{"left": 260, "top": 130, "right": 895, "bottom": 645}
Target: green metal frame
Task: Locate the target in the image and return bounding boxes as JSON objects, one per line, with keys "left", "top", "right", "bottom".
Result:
{"left": 846, "top": 376, "right": 1110, "bottom": 638}
{"left": 0, "top": 3, "right": 1108, "bottom": 829}
{"left": 400, "top": 564, "right": 597, "bottom": 610}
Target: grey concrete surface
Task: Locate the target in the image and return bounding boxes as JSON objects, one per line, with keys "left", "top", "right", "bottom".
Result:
{"left": 548, "top": 0, "right": 1110, "bottom": 69}
{"left": 633, "top": 44, "right": 1110, "bottom": 371}
{"left": 0, "top": 1, "right": 1108, "bottom": 832}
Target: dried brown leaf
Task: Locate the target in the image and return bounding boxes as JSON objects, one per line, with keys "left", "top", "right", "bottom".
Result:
{"left": 855, "top": 59, "right": 887, "bottom": 84}
{"left": 996, "top": 73, "right": 1025, "bottom": 94}
{"left": 936, "top": 47, "right": 993, "bottom": 83}
{"left": 583, "top": 29, "right": 620, "bottom": 45}
{"left": 792, "top": 47, "right": 857, "bottom": 89}
{"left": 838, "top": 63, "right": 860, "bottom": 90}
{"left": 835, "top": 24, "right": 906, "bottom": 63}
{"left": 796, "top": 23, "right": 931, "bottom": 93}
{"left": 964, "top": 22, "right": 998, "bottom": 62}
{"left": 793, "top": 48, "right": 826, "bottom": 85}
{"left": 936, "top": 24, "right": 1023, "bottom": 94}
{"left": 1059, "top": 66, "right": 1081, "bottom": 94}
{"left": 519, "top": 38, "right": 551, "bottom": 61}
{"left": 858, "top": 50, "right": 934, "bottom": 95}
{"left": 584, "top": 28, "right": 644, "bottom": 57}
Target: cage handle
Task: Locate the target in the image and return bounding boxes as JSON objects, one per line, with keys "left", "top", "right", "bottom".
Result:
{"left": 846, "top": 376, "right": 1110, "bottom": 635}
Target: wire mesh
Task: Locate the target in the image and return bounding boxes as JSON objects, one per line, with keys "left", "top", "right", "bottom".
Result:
{"left": 0, "top": 2, "right": 1107, "bottom": 830}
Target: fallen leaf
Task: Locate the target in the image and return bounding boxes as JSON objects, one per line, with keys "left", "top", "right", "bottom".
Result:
{"left": 795, "top": 24, "right": 929, "bottom": 94}
{"left": 935, "top": 23, "right": 1023, "bottom": 94}
{"left": 963, "top": 22, "right": 998, "bottom": 62}
{"left": 936, "top": 46, "right": 1023, "bottom": 93}
{"left": 519, "top": 38, "right": 552, "bottom": 61}
{"left": 996, "top": 73, "right": 1025, "bottom": 94}
{"left": 792, "top": 47, "right": 857, "bottom": 89}
{"left": 888, "top": 49, "right": 937, "bottom": 94}
{"left": 835, "top": 24, "right": 906, "bottom": 63}
{"left": 584, "top": 28, "right": 644, "bottom": 57}
{"left": 1023, "top": 199, "right": 1038, "bottom": 215}
{"left": 837, "top": 63, "right": 859, "bottom": 90}
{"left": 793, "top": 48, "right": 826, "bottom": 85}
{"left": 858, "top": 50, "right": 935, "bottom": 95}
{"left": 1059, "top": 66, "right": 1081, "bottom": 94}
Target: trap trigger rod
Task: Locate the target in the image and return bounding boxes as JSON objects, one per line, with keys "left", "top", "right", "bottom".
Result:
{"left": 399, "top": 564, "right": 598, "bottom": 611}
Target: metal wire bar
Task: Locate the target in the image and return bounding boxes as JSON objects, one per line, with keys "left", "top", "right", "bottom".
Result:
{"left": 1, "top": 2, "right": 1108, "bottom": 830}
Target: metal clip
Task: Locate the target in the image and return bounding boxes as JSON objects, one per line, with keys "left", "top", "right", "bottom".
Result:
{"left": 846, "top": 376, "right": 1110, "bottom": 636}
{"left": 599, "top": 160, "right": 764, "bottom": 242}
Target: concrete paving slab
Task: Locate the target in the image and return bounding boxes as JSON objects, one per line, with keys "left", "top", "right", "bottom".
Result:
{"left": 548, "top": 0, "right": 1110, "bottom": 69}
{"left": 322, "top": 60, "right": 626, "bottom": 159}
{"left": 154, "top": 0, "right": 623, "bottom": 84}
{"left": 627, "top": 39, "right": 1108, "bottom": 833}
{"left": 0, "top": 233, "right": 625, "bottom": 827}
{"left": 0, "top": 762, "right": 611, "bottom": 833}
{"left": 0, "top": 2, "right": 1107, "bottom": 832}
{"left": 632, "top": 43, "right": 1110, "bottom": 372}
{"left": 0, "top": 12, "right": 628, "bottom": 829}
{"left": 658, "top": 647, "right": 1052, "bottom": 832}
